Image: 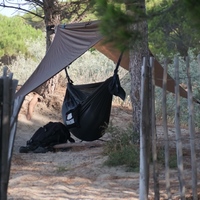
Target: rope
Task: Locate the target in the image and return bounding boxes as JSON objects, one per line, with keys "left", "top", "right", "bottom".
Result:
{"left": 64, "top": 66, "right": 73, "bottom": 84}
{"left": 114, "top": 51, "right": 124, "bottom": 74}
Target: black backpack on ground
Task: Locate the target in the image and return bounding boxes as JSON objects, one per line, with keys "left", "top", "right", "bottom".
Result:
{"left": 19, "top": 121, "right": 75, "bottom": 153}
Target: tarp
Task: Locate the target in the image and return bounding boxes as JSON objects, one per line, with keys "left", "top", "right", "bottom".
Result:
{"left": 95, "top": 42, "right": 188, "bottom": 98}
{"left": 15, "top": 20, "right": 189, "bottom": 99}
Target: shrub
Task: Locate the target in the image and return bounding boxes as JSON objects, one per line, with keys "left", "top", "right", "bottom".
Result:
{"left": 0, "top": 14, "right": 44, "bottom": 61}
{"left": 103, "top": 123, "right": 178, "bottom": 171}
{"left": 156, "top": 146, "right": 177, "bottom": 169}
{"left": 0, "top": 37, "right": 45, "bottom": 85}
{"left": 103, "top": 124, "right": 140, "bottom": 171}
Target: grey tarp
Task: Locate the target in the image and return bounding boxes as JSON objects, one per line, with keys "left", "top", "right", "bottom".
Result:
{"left": 15, "top": 20, "right": 189, "bottom": 99}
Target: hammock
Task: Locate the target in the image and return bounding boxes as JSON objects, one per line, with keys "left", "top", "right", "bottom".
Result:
{"left": 62, "top": 53, "right": 126, "bottom": 141}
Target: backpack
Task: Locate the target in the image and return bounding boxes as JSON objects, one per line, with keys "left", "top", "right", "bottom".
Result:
{"left": 19, "top": 121, "right": 75, "bottom": 153}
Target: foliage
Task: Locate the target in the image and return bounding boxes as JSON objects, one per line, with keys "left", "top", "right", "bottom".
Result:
{"left": 156, "top": 146, "right": 177, "bottom": 168}
{"left": 103, "top": 122, "right": 178, "bottom": 170}
{"left": 0, "top": 37, "right": 45, "bottom": 85}
{"left": 22, "top": 8, "right": 45, "bottom": 31}
{"left": 182, "top": 0, "right": 200, "bottom": 30}
{"left": 0, "top": 14, "right": 44, "bottom": 63}
{"left": 92, "top": 0, "right": 200, "bottom": 58}
{"left": 148, "top": 0, "right": 200, "bottom": 57}
{"left": 103, "top": 123, "right": 178, "bottom": 170}
{"left": 103, "top": 124, "right": 140, "bottom": 171}
{"left": 92, "top": 0, "right": 147, "bottom": 51}
{"left": 23, "top": 0, "right": 96, "bottom": 26}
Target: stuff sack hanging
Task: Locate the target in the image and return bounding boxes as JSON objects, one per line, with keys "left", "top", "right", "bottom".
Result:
{"left": 62, "top": 53, "right": 126, "bottom": 141}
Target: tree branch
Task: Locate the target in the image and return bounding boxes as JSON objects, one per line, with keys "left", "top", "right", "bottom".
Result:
{"left": 0, "top": 2, "right": 44, "bottom": 19}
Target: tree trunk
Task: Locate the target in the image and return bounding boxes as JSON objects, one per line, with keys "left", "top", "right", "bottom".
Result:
{"left": 129, "top": 2, "right": 151, "bottom": 198}
{"left": 26, "top": 0, "right": 60, "bottom": 120}
{"left": 129, "top": 1, "right": 149, "bottom": 134}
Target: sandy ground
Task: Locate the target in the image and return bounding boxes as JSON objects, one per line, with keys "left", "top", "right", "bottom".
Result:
{"left": 7, "top": 86, "right": 200, "bottom": 200}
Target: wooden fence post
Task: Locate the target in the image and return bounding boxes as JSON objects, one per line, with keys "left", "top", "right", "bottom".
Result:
{"left": 0, "top": 67, "right": 19, "bottom": 200}
{"left": 139, "top": 57, "right": 150, "bottom": 200}
{"left": 162, "top": 59, "right": 172, "bottom": 199}
{"left": 0, "top": 78, "right": 3, "bottom": 199}
{"left": 0, "top": 67, "right": 11, "bottom": 200}
{"left": 186, "top": 56, "right": 197, "bottom": 199}
{"left": 174, "top": 57, "right": 186, "bottom": 200}
{"left": 150, "top": 57, "right": 160, "bottom": 199}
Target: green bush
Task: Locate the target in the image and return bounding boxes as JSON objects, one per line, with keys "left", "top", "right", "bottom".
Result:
{"left": 103, "top": 124, "right": 140, "bottom": 171}
{"left": 156, "top": 146, "right": 177, "bottom": 169}
{"left": 0, "top": 14, "right": 44, "bottom": 60}
{"left": 103, "top": 124, "right": 178, "bottom": 171}
{"left": 104, "top": 145, "right": 140, "bottom": 171}
{"left": 0, "top": 37, "right": 45, "bottom": 85}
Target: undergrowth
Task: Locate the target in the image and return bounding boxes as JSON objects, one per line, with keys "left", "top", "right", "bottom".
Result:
{"left": 0, "top": 37, "right": 45, "bottom": 85}
{"left": 103, "top": 124, "right": 178, "bottom": 170}
{"left": 103, "top": 124, "right": 140, "bottom": 172}
{"left": 156, "top": 146, "right": 177, "bottom": 169}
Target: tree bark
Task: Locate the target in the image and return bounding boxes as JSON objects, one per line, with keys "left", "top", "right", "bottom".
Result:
{"left": 129, "top": 2, "right": 151, "bottom": 198}
{"left": 129, "top": 9, "right": 149, "bottom": 134}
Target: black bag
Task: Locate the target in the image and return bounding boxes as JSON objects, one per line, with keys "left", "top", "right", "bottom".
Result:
{"left": 19, "top": 122, "right": 75, "bottom": 153}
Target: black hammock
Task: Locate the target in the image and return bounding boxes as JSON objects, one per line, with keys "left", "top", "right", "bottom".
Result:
{"left": 62, "top": 54, "right": 126, "bottom": 141}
